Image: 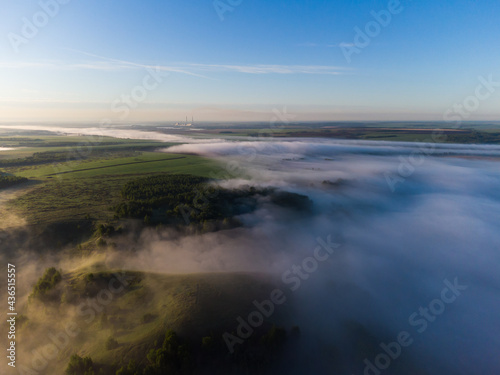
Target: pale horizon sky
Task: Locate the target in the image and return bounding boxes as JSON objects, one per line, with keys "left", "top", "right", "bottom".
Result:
{"left": 1, "top": 0, "right": 500, "bottom": 123}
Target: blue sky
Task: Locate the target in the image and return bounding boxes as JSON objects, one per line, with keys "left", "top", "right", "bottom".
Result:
{"left": 1, "top": 0, "right": 499, "bottom": 122}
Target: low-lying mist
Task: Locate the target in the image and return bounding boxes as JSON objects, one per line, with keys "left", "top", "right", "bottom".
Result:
{"left": 2, "top": 136, "right": 500, "bottom": 374}
{"left": 162, "top": 139, "right": 500, "bottom": 374}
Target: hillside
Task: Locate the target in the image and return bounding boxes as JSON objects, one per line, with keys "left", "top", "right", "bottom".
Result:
{"left": 16, "top": 269, "right": 293, "bottom": 375}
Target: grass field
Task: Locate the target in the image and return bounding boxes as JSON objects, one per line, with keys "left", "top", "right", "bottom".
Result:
{"left": 0, "top": 135, "right": 169, "bottom": 159}
{"left": 0, "top": 134, "right": 161, "bottom": 146}
{"left": 10, "top": 152, "right": 217, "bottom": 180}
{"left": 7, "top": 152, "right": 221, "bottom": 225}
{"left": 201, "top": 127, "right": 500, "bottom": 143}
{"left": 0, "top": 133, "right": 223, "bottom": 226}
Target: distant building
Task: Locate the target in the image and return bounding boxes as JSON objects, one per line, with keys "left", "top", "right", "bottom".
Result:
{"left": 174, "top": 116, "right": 194, "bottom": 127}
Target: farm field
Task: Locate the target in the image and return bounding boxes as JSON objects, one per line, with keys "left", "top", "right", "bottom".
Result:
{"left": 0, "top": 134, "right": 221, "bottom": 226}
{"left": 198, "top": 126, "right": 500, "bottom": 143}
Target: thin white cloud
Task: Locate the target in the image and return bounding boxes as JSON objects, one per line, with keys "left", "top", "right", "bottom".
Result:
{"left": 65, "top": 49, "right": 210, "bottom": 78}
{"left": 188, "top": 63, "right": 347, "bottom": 75}
{"left": 297, "top": 42, "right": 355, "bottom": 48}
{"left": 337, "top": 42, "right": 355, "bottom": 47}
{"left": 0, "top": 60, "right": 133, "bottom": 71}
{"left": 0, "top": 50, "right": 349, "bottom": 76}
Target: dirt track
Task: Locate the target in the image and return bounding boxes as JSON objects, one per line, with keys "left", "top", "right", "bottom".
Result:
{"left": 46, "top": 156, "right": 186, "bottom": 176}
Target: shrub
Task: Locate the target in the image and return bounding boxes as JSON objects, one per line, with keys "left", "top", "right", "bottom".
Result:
{"left": 65, "top": 354, "right": 94, "bottom": 375}
{"left": 0, "top": 174, "right": 28, "bottom": 189}
{"left": 30, "top": 267, "right": 62, "bottom": 300}
{"left": 141, "top": 313, "right": 156, "bottom": 324}
{"left": 105, "top": 336, "right": 119, "bottom": 350}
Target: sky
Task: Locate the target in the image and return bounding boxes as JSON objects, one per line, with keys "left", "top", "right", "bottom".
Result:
{"left": 1, "top": 0, "right": 500, "bottom": 123}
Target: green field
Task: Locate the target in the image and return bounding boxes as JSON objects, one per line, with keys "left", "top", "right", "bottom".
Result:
{"left": 201, "top": 126, "right": 500, "bottom": 143}
{"left": 0, "top": 134, "right": 222, "bottom": 227}
{"left": 0, "top": 135, "right": 170, "bottom": 159}
{"left": 6, "top": 152, "right": 221, "bottom": 225}
{"left": 11, "top": 152, "right": 216, "bottom": 180}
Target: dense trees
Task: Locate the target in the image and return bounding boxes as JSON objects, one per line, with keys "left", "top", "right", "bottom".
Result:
{"left": 113, "top": 174, "right": 259, "bottom": 226}
{"left": 110, "top": 326, "right": 289, "bottom": 375}
{"left": 0, "top": 174, "right": 27, "bottom": 189}
{"left": 113, "top": 174, "right": 312, "bottom": 228}
{"left": 30, "top": 267, "right": 62, "bottom": 301}
{"left": 64, "top": 325, "right": 293, "bottom": 374}
{"left": 65, "top": 325, "right": 291, "bottom": 374}
{"left": 65, "top": 354, "right": 95, "bottom": 375}
{"left": 143, "top": 330, "right": 193, "bottom": 374}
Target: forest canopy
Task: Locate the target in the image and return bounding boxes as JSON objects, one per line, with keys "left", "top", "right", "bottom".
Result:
{"left": 113, "top": 174, "right": 312, "bottom": 226}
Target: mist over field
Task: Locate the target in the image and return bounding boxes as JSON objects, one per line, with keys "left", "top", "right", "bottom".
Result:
{"left": 161, "top": 138, "right": 500, "bottom": 374}
{"left": 2, "top": 130, "right": 500, "bottom": 374}
{"left": 0, "top": 124, "right": 224, "bottom": 144}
